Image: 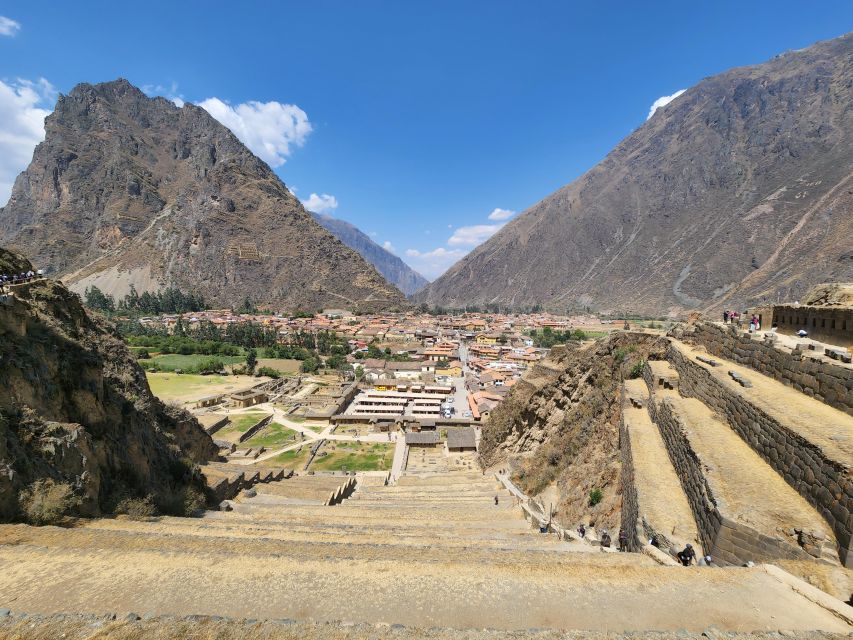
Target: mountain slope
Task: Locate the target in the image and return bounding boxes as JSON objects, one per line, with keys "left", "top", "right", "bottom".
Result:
{"left": 0, "top": 79, "right": 405, "bottom": 312}
{"left": 310, "top": 212, "right": 429, "bottom": 295}
{"left": 0, "top": 247, "right": 217, "bottom": 521}
{"left": 417, "top": 33, "right": 853, "bottom": 315}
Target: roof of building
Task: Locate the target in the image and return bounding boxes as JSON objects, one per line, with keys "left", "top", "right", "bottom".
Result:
{"left": 447, "top": 427, "right": 476, "bottom": 449}
{"left": 405, "top": 431, "right": 440, "bottom": 445}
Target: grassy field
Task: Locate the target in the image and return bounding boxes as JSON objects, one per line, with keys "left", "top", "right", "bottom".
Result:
{"left": 271, "top": 446, "right": 313, "bottom": 469}
{"left": 244, "top": 422, "right": 306, "bottom": 448}
{"left": 140, "top": 353, "right": 245, "bottom": 372}
{"left": 216, "top": 412, "right": 271, "bottom": 442}
{"left": 310, "top": 442, "right": 393, "bottom": 472}
{"left": 146, "top": 373, "right": 260, "bottom": 404}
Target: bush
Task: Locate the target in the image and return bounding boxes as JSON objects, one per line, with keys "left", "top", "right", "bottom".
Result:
{"left": 115, "top": 495, "right": 156, "bottom": 520}
{"left": 158, "top": 486, "right": 207, "bottom": 517}
{"left": 19, "top": 479, "right": 80, "bottom": 525}
{"left": 588, "top": 488, "right": 603, "bottom": 507}
{"left": 192, "top": 357, "right": 225, "bottom": 375}
{"left": 255, "top": 366, "right": 281, "bottom": 379}
{"left": 629, "top": 360, "right": 646, "bottom": 379}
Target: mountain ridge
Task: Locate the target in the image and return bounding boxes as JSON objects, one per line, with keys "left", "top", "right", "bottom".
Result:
{"left": 0, "top": 79, "right": 406, "bottom": 312}
{"left": 310, "top": 211, "right": 429, "bottom": 296}
{"left": 416, "top": 33, "right": 853, "bottom": 315}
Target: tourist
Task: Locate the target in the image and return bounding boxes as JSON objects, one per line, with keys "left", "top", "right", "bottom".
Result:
{"left": 723, "top": 310, "right": 729, "bottom": 324}
{"left": 797, "top": 328, "right": 809, "bottom": 338}
{"left": 698, "top": 555, "right": 714, "bottom": 567}
{"left": 676, "top": 543, "right": 696, "bottom": 566}
{"left": 577, "top": 524, "right": 586, "bottom": 539}
{"left": 618, "top": 530, "right": 628, "bottom": 552}
{"left": 494, "top": 495, "right": 499, "bottom": 506}
{"left": 600, "top": 530, "right": 611, "bottom": 548}
{"left": 649, "top": 534, "right": 660, "bottom": 548}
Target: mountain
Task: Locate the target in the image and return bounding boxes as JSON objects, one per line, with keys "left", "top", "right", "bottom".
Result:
{"left": 416, "top": 33, "right": 853, "bottom": 315}
{"left": 0, "top": 79, "right": 405, "bottom": 312}
{"left": 0, "top": 247, "right": 217, "bottom": 521}
{"left": 310, "top": 212, "right": 429, "bottom": 295}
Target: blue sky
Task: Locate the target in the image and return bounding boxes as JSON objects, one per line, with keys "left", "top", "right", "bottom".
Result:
{"left": 1, "top": 1, "right": 852, "bottom": 279}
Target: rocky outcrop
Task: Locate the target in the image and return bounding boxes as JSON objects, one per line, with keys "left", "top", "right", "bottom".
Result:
{"left": 0, "top": 247, "right": 218, "bottom": 520}
{"left": 0, "top": 79, "right": 405, "bottom": 312}
{"left": 417, "top": 33, "right": 853, "bottom": 315}
{"left": 311, "top": 212, "right": 428, "bottom": 296}
{"left": 480, "top": 333, "right": 668, "bottom": 531}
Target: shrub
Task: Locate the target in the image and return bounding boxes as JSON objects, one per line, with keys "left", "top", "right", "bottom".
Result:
{"left": 158, "top": 486, "right": 207, "bottom": 517}
{"left": 629, "top": 360, "right": 646, "bottom": 379}
{"left": 115, "top": 495, "right": 156, "bottom": 520}
{"left": 192, "top": 357, "right": 225, "bottom": 375}
{"left": 255, "top": 366, "right": 281, "bottom": 378}
{"left": 588, "top": 488, "right": 603, "bottom": 506}
{"left": 19, "top": 479, "right": 80, "bottom": 525}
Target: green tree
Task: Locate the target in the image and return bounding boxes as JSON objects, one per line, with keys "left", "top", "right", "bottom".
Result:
{"left": 83, "top": 286, "right": 115, "bottom": 312}
{"left": 246, "top": 348, "right": 258, "bottom": 373}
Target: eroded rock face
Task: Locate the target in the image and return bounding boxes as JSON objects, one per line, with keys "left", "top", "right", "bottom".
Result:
{"left": 480, "top": 333, "right": 668, "bottom": 532}
{"left": 0, "top": 79, "right": 404, "bottom": 312}
{"left": 0, "top": 247, "right": 218, "bottom": 520}
{"left": 417, "top": 33, "right": 853, "bottom": 315}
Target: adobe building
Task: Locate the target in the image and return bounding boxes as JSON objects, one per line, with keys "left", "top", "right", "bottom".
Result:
{"left": 767, "top": 283, "right": 853, "bottom": 347}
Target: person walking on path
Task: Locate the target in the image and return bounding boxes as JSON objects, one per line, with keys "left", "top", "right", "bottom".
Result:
{"left": 577, "top": 524, "right": 586, "bottom": 539}
{"left": 676, "top": 543, "right": 696, "bottom": 566}
{"left": 618, "top": 530, "right": 628, "bottom": 552}
{"left": 494, "top": 495, "right": 499, "bottom": 506}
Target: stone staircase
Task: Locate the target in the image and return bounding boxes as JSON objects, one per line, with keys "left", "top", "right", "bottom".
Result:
{"left": 0, "top": 468, "right": 851, "bottom": 632}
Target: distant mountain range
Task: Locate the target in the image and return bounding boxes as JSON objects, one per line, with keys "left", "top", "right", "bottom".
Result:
{"left": 416, "top": 33, "right": 853, "bottom": 315}
{"left": 0, "top": 79, "right": 405, "bottom": 312}
{"left": 310, "top": 212, "right": 428, "bottom": 296}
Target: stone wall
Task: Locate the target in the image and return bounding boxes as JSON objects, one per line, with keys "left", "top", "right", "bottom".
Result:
{"left": 667, "top": 346, "right": 853, "bottom": 567}
{"left": 618, "top": 393, "right": 640, "bottom": 551}
{"left": 691, "top": 322, "right": 853, "bottom": 416}
{"left": 772, "top": 304, "right": 853, "bottom": 347}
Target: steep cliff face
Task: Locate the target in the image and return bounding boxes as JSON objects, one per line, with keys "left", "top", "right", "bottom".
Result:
{"left": 418, "top": 33, "right": 853, "bottom": 315}
{"left": 0, "top": 247, "right": 217, "bottom": 521}
{"left": 311, "top": 212, "right": 429, "bottom": 296}
{"left": 0, "top": 79, "right": 405, "bottom": 312}
{"left": 480, "top": 333, "right": 668, "bottom": 531}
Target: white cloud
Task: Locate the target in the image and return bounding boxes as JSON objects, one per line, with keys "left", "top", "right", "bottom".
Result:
{"left": 0, "top": 78, "right": 55, "bottom": 205}
{"left": 142, "top": 82, "right": 185, "bottom": 107}
{"left": 487, "top": 207, "right": 515, "bottom": 221}
{"left": 447, "top": 223, "right": 504, "bottom": 246}
{"left": 368, "top": 231, "right": 378, "bottom": 237}
{"left": 199, "top": 97, "right": 311, "bottom": 167}
{"left": 300, "top": 192, "right": 338, "bottom": 214}
{"left": 382, "top": 240, "right": 395, "bottom": 253}
{"left": 647, "top": 89, "right": 686, "bottom": 120}
{"left": 404, "top": 247, "right": 467, "bottom": 280}
{"left": 0, "top": 16, "right": 21, "bottom": 36}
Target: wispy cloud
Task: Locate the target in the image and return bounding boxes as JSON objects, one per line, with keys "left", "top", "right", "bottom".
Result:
{"left": 382, "top": 240, "right": 395, "bottom": 253}
{"left": 0, "top": 78, "right": 56, "bottom": 205}
{"left": 487, "top": 207, "right": 515, "bottom": 221}
{"left": 142, "top": 81, "right": 185, "bottom": 107}
{"left": 404, "top": 247, "right": 467, "bottom": 280}
{"left": 199, "top": 97, "right": 312, "bottom": 167}
{"left": 300, "top": 193, "right": 338, "bottom": 214}
{"left": 647, "top": 89, "right": 686, "bottom": 120}
{"left": 0, "top": 16, "right": 21, "bottom": 36}
{"left": 448, "top": 223, "right": 504, "bottom": 246}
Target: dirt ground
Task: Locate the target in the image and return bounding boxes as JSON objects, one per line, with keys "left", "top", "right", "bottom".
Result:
{"left": 146, "top": 373, "right": 265, "bottom": 405}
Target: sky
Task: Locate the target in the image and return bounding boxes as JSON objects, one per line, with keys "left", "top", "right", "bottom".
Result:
{"left": 1, "top": 2, "right": 852, "bottom": 280}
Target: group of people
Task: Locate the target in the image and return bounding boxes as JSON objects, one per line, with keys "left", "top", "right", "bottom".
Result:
{"left": 723, "top": 310, "right": 766, "bottom": 333}
{"left": 0, "top": 269, "right": 42, "bottom": 292}
{"left": 576, "top": 525, "right": 714, "bottom": 566}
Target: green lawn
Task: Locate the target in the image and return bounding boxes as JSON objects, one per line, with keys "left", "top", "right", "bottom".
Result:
{"left": 244, "top": 422, "right": 306, "bottom": 448}
{"left": 216, "top": 412, "right": 270, "bottom": 441}
{"left": 140, "top": 353, "right": 245, "bottom": 372}
{"left": 310, "top": 442, "right": 393, "bottom": 472}
{"left": 272, "top": 446, "right": 313, "bottom": 468}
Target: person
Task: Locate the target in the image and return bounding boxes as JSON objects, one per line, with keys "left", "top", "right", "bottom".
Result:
{"left": 600, "top": 530, "right": 611, "bottom": 548}
{"left": 797, "top": 328, "right": 809, "bottom": 338}
{"left": 649, "top": 534, "right": 660, "bottom": 548}
{"left": 577, "top": 524, "right": 586, "bottom": 539}
{"left": 676, "top": 543, "right": 696, "bottom": 566}
{"left": 618, "top": 529, "right": 628, "bottom": 552}
{"left": 698, "top": 555, "right": 714, "bottom": 567}
{"left": 494, "top": 495, "right": 499, "bottom": 506}
{"left": 723, "top": 310, "right": 729, "bottom": 323}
